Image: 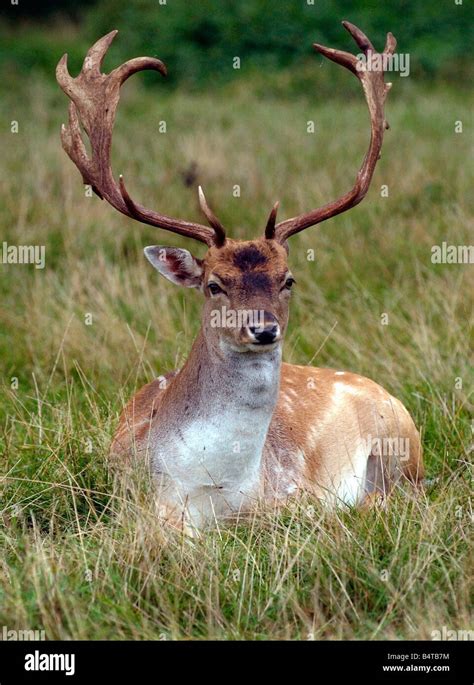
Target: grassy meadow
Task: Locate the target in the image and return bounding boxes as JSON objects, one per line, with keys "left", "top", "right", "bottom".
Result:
{"left": 0, "top": 61, "right": 472, "bottom": 640}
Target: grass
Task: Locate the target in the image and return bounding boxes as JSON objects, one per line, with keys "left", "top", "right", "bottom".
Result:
{"left": 0, "top": 65, "right": 472, "bottom": 640}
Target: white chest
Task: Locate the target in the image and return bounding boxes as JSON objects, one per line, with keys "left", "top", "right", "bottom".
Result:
{"left": 150, "top": 351, "right": 281, "bottom": 528}
{"left": 153, "top": 405, "right": 270, "bottom": 525}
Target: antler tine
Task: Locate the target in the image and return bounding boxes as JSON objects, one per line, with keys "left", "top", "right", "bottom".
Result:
{"left": 57, "top": 31, "right": 224, "bottom": 247}
{"left": 264, "top": 201, "right": 280, "bottom": 240}
{"left": 342, "top": 20, "right": 374, "bottom": 53}
{"left": 85, "top": 30, "right": 118, "bottom": 74}
{"left": 384, "top": 32, "right": 397, "bottom": 55}
{"left": 311, "top": 42, "right": 358, "bottom": 74}
{"left": 198, "top": 186, "right": 226, "bottom": 247}
{"left": 273, "top": 21, "right": 393, "bottom": 244}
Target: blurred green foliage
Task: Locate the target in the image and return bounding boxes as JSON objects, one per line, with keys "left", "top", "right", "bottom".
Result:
{"left": 0, "top": 0, "right": 472, "bottom": 89}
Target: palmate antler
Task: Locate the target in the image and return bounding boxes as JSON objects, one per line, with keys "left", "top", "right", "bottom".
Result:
{"left": 57, "top": 23, "right": 394, "bottom": 248}
{"left": 266, "top": 21, "right": 395, "bottom": 243}
{"left": 56, "top": 30, "right": 226, "bottom": 247}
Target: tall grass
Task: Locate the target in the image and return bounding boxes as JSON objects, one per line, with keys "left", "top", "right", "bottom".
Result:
{"left": 0, "top": 70, "right": 472, "bottom": 639}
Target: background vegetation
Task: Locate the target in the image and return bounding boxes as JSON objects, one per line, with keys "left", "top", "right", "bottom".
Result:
{"left": 0, "top": 0, "right": 472, "bottom": 87}
{"left": 0, "top": 0, "right": 472, "bottom": 640}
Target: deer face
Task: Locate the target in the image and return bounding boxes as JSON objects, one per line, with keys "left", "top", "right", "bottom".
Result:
{"left": 145, "top": 238, "right": 294, "bottom": 354}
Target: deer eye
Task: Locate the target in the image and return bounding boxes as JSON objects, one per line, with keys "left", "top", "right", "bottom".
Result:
{"left": 283, "top": 277, "right": 296, "bottom": 290}
{"left": 208, "top": 282, "right": 224, "bottom": 296}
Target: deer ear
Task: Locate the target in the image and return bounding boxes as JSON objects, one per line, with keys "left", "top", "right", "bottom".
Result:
{"left": 144, "top": 246, "right": 204, "bottom": 289}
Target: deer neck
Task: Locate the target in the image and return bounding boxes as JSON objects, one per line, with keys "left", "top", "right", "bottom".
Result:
{"left": 154, "top": 328, "right": 282, "bottom": 489}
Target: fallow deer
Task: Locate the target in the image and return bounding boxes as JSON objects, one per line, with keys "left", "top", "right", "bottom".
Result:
{"left": 56, "top": 22, "right": 423, "bottom": 531}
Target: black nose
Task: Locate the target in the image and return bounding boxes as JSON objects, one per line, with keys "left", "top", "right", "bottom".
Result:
{"left": 249, "top": 323, "right": 279, "bottom": 345}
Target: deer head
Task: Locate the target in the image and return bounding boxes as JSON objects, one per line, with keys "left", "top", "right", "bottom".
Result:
{"left": 56, "top": 22, "right": 394, "bottom": 355}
